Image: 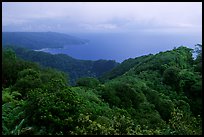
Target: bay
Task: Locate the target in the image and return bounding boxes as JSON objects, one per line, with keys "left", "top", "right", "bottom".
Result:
{"left": 37, "top": 32, "right": 202, "bottom": 63}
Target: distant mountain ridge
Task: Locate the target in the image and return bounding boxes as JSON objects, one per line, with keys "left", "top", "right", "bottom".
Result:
{"left": 3, "top": 45, "right": 119, "bottom": 85}
{"left": 2, "top": 32, "right": 88, "bottom": 50}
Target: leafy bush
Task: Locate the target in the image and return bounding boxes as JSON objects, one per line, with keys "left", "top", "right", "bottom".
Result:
{"left": 2, "top": 101, "right": 26, "bottom": 135}
{"left": 76, "top": 77, "right": 100, "bottom": 88}
{"left": 24, "top": 87, "right": 82, "bottom": 134}
{"left": 168, "top": 108, "right": 202, "bottom": 135}
{"left": 163, "top": 66, "right": 181, "bottom": 91}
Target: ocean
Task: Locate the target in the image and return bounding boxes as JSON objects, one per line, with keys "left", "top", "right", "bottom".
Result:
{"left": 36, "top": 32, "right": 202, "bottom": 63}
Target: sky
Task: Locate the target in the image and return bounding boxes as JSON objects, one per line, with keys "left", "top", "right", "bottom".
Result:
{"left": 2, "top": 2, "right": 202, "bottom": 34}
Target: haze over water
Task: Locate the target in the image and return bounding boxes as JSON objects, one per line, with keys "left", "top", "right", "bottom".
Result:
{"left": 37, "top": 32, "right": 201, "bottom": 62}
{"left": 2, "top": 2, "right": 202, "bottom": 62}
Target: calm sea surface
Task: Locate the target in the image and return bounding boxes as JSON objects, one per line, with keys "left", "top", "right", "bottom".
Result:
{"left": 37, "top": 32, "right": 202, "bottom": 62}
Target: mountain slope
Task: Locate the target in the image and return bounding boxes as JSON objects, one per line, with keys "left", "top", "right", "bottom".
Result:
{"left": 2, "top": 32, "right": 88, "bottom": 50}
{"left": 100, "top": 46, "right": 202, "bottom": 118}
{"left": 3, "top": 45, "right": 119, "bottom": 84}
{"left": 101, "top": 46, "right": 194, "bottom": 81}
{"left": 2, "top": 45, "right": 202, "bottom": 135}
{"left": 100, "top": 54, "right": 154, "bottom": 81}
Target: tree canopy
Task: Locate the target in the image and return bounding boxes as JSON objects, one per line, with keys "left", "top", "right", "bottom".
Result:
{"left": 2, "top": 45, "right": 202, "bottom": 135}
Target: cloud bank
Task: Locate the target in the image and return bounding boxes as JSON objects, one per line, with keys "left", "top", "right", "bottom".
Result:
{"left": 2, "top": 2, "right": 202, "bottom": 34}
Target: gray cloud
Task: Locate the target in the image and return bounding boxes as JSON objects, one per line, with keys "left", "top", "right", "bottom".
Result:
{"left": 2, "top": 2, "right": 202, "bottom": 34}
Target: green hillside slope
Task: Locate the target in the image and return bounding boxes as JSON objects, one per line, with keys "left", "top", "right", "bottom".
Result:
{"left": 3, "top": 45, "right": 118, "bottom": 84}
{"left": 2, "top": 45, "right": 202, "bottom": 135}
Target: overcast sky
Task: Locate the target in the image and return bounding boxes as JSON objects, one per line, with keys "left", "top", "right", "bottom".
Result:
{"left": 2, "top": 2, "right": 202, "bottom": 34}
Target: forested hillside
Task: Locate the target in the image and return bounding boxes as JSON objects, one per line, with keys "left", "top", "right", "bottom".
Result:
{"left": 2, "top": 32, "right": 88, "bottom": 50}
{"left": 2, "top": 44, "right": 202, "bottom": 135}
{"left": 3, "top": 45, "right": 118, "bottom": 84}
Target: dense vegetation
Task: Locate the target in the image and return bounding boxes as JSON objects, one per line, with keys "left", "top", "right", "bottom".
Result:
{"left": 3, "top": 45, "right": 118, "bottom": 85}
{"left": 2, "top": 44, "right": 202, "bottom": 135}
{"left": 2, "top": 32, "right": 88, "bottom": 50}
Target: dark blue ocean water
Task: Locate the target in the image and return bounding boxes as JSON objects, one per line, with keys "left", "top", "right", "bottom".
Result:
{"left": 37, "top": 32, "right": 202, "bottom": 63}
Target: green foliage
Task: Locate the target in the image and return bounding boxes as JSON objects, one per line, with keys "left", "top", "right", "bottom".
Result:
{"left": 178, "top": 69, "right": 202, "bottom": 116}
{"left": 115, "top": 83, "right": 145, "bottom": 109}
{"left": 76, "top": 77, "right": 100, "bottom": 88}
{"left": 168, "top": 108, "right": 202, "bottom": 135}
{"left": 2, "top": 88, "right": 15, "bottom": 104}
{"left": 92, "top": 59, "right": 119, "bottom": 76}
{"left": 100, "top": 46, "right": 194, "bottom": 91}
{"left": 4, "top": 45, "right": 118, "bottom": 85}
{"left": 11, "top": 119, "right": 25, "bottom": 135}
{"left": 2, "top": 101, "right": 26, "bottom": 135}
{"left": 157, "top": 99, "right": 174, "bottom": 121}
{"left": 194, "top": 44, "right": 203, "bottom": 74}
{"left": 101, "top": 54, "right": 153, "bottom": 81}
{"left": 70, "top": 113, "right": 117, "bottom": 135}
{"left": 2, "top": 45, "right": 202, "bottom": 135}
{"left": 2, "top": 47, "right": 17, "bottom": 60}
{"left": 2, "top": 48, "right": 17, "bottom": 87}
{"left": 162, "top": 66, "right": 180, "bottom": 91}
{"left": 193, "top": 44, "right": 202, "bottom": 73}
{"left": 24, "top": 87, "right": 82, "bottom": 134}
{"left": 100, "top": 79, "right": 145, "bottom": 109}
{"left": 71, "top": 112, "right": 136, "bottom": 135}
{"left": 144, "top": 89, "right": 174, "bottom": 121}
{"left": 2, "top": 88, "right": 22, "bottom": 104}
{"left": 128, "top": 102, "right": 166, "bottom": 130}
{"left": 14, "top": 69, "right": 42, "bottom": 96}
{"left": 179, "top": 69, "right": 196, "bottom": 93}
{"left": 2, "top": 47, "right": 40, "bottom": 88}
